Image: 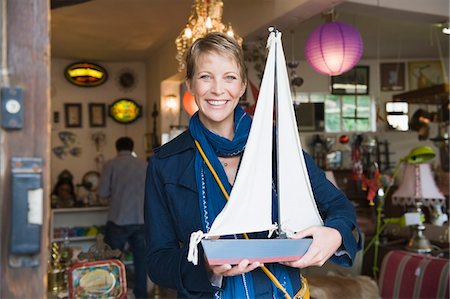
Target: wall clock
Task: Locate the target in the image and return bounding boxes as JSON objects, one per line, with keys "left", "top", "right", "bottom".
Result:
{"left": 116, "top": 69, "right": 137, "bottom": 92}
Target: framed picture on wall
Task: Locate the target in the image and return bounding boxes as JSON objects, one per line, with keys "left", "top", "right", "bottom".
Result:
{"left": 88, "top": 103, "right": 106, "bottom": 127}
{"left": 64, "top": 103, "right": 82, "bottom": 128}
{"left": 408, "top": 60, "right": 444, "bottom": 90}
{"left": 380, "top": 62, "right": 405, "bottom": 91}
{"left": 331, "top": 66, "right": 369, "bottom": 95}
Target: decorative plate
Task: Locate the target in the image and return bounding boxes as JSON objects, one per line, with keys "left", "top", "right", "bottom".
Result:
{"left": 108, "top": 98, "right": 142, "bottom": 124}
{"left": 68, "top": 259, "right": 127, "bottom": 299}
{"left": 82, "top": 171, "right": 100, "bottom": 192}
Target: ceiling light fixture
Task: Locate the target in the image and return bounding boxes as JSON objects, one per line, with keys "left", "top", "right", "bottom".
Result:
{"left": 304, "top": 11, "right": 363, "bottom": 76}
{"left": 175, "top": 0, "right": 242, "bottom": 71}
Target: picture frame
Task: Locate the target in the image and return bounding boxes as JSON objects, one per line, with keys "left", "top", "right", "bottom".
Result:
{"left": 64, "top": 103, "right": 82, "bottom": 128}
{"left": 331, "top": 66, "right": 369, "bottom": 95}
{"left": 408, "top": 60, "right": 444, "bottom": 90}
{"left": 88, "top": 103, "right": 106, "bottom": 127}
{"left": 380, "top": 62, "right": 405, "bottom": 91}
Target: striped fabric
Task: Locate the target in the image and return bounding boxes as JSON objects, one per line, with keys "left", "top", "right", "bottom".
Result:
{"left": 379, "top": 250, "right": 449, "bottom": 299}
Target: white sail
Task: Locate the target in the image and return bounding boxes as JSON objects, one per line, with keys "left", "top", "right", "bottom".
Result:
{"left": 275, "top": 33, "right": 324, "bottom": 233}
{"left": 206, "top": 30, "right": 322, "bottom": 238}
{"left": 206, "top": 33, "right": 278, "bottom": 237}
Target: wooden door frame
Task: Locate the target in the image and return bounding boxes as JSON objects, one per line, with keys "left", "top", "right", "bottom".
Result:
{"left": 0, "top": 0, "right": 50, "bottom": 297}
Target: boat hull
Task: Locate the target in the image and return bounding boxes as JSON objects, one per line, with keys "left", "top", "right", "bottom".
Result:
{"left": 201, "top": 238, "right": 312, "bottom": 265}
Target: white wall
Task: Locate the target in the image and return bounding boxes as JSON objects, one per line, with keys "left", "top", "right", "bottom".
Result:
{"left": 51, "top": 58, "right": 147, "bottom": 188}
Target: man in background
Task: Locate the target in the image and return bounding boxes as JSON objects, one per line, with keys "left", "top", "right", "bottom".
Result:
{"left": 98, "top": 136, "right": 148, "bottom": 298}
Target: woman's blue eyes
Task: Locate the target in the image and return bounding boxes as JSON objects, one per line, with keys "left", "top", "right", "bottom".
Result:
{"left": 198, "top": 75, "right": 237, "bottom": 81}
{"left": 225, "top": 75, "right": 237, "bottom": 80}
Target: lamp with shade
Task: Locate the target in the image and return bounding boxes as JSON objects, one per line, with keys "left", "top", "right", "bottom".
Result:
{"left": 392, "top": 160, "right": 446, "bottom": 253}
{"left": 364, "top": 146, "right": 439, "bottom": 279}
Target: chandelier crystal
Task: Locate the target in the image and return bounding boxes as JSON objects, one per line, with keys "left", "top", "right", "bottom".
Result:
{"left": 175, "top": 0, "right": 242, "bottom": 71}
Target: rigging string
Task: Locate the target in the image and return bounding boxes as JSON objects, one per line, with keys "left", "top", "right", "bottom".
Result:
{"left": 195, "top": 140, "right": 310, "bottom": 299}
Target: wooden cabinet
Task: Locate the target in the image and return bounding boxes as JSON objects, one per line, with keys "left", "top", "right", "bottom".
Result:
{"left": 50, "top": 207, "right": 108, "bottom": 251}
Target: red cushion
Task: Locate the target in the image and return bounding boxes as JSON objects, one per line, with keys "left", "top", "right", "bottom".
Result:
{"left": 379, "top": 250, "right": 449, "bottom": 299}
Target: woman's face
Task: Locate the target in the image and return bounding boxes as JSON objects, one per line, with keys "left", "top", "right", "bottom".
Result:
{"left": 187, "top": 51, "right": 246, "bottom": 133}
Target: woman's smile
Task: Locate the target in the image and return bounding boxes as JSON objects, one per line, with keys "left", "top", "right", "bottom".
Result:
{"left": 206, "top": 99, "right": 228, "bottom": 106}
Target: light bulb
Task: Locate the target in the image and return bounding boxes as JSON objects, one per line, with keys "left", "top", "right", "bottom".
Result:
{"left": 205, "top": 17, "right": 212, "bottom": 29}
{"left": 184, "top": 28, "right": 192, "bottom": 39}
{"left": 165, "top": 95, "right": 178, "bottom": 110}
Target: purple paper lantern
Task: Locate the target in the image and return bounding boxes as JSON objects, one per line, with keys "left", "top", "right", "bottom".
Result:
{"left": 304, "top": 21, "right": 363, "bottom": 76}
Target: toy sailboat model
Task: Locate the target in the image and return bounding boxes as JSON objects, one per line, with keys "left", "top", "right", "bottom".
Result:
{"left": 188, "top": 28, "right": 323, "bottom": 266}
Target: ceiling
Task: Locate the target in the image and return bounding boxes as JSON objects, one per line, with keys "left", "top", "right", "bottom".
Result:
{"left": 51, "top": 0, "right": 449, "bottom": 63}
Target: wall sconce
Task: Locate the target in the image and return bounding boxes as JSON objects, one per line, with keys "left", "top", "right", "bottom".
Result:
{"left": 165, "top": 94, "right": 178, "bottom": 111}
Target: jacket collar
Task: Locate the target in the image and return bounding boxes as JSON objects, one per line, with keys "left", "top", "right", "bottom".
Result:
{"left": 155, "top": 130, "right": 197, "bottom": 192}
{"left": 154, "top": 130, "right": 195, "bottom": 158}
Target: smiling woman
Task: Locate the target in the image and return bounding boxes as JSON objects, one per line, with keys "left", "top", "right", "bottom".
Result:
{"left": 144, "top": 31, "right": 360, "bottom": 299}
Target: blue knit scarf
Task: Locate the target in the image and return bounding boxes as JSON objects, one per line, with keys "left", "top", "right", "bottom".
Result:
{"left": 189, "top": 106, "right": 294, "bottom": 298}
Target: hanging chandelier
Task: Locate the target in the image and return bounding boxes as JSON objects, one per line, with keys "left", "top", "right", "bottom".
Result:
{"left": 175, "top": 0, "right": 242, "bottom": 71}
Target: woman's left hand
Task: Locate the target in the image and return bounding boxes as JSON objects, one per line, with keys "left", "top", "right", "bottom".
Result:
{"left": 280, "top": 226, "right": 342, "bottom": 269}
{"left": 209, "top": 259, "right": 262, "bottom": 277}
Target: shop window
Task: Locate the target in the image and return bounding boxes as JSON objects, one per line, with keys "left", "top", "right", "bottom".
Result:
{"left": 294, "top": 92, "right": 375, "bottom": 132}
{"left": 386, "top": 101, "right": 409, "bottom": 131}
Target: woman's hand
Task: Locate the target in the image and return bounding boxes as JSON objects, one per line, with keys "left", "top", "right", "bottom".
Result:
{"left": 281, "top": 226, "right": 342, "bottom": 269}
{"left": 208, "top": 259, "right": 263, "bottom": 277}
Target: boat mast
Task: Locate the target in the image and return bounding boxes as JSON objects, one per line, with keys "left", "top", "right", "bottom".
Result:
{"left": 271, "top": 27, "right": 286, "bottom": 239}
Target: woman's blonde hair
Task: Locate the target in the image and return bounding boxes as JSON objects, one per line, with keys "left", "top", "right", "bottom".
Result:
{"left": 185, "top": 32, "right": 247, "bottom": 84}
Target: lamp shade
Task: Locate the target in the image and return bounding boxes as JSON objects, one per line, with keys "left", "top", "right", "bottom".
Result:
{"left": 182, "top": 90, "right": 198, "bottom": 116}
{"left": 392, "top": 163, "right": 445, "bottom": 207}
{"left": 402, "top": 146, "right": 435, "bottom": 164}
{"left": 304, "top": 21, "right": 363, "bottom": 76}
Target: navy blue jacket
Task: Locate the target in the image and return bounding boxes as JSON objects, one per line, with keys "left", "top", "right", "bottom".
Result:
{"left": 144, "top": 130, "right": 361, "bottom": 298}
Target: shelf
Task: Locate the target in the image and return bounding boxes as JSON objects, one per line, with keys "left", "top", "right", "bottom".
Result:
{"left": 52, "top": 206, "right": 109, "bottom": 213}
{"left": 53, "top": 236, "right": 97, "bottom": 242}
{"left": 393, "top": 83, "right": 449, "bottom": 105}
{"left": 51, "top": 206, "right": 109, "bottom": 252}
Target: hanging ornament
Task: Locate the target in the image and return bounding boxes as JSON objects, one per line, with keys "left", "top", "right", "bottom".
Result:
{"left": 182, "top": 90, "right": 198, "bottom": 116}
{"left": 304, "top": 21, "right": 363, "bottom": 76}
